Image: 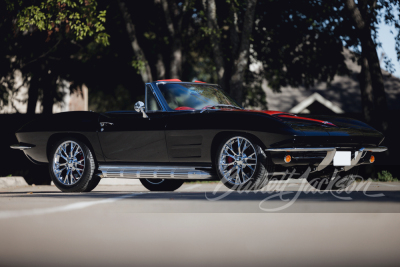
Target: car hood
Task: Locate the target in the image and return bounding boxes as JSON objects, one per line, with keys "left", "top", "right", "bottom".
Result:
{"left": 226, "top": 109, "right": 374, "bottom": 130}
{"left": 218, "top": 109, "right": 336, "bottom": 125}
{"left": 237, "top": 109, "right": 384, "bottom": 146}
{"left": 219, "top": 108, "right": 383, "bottom": 138}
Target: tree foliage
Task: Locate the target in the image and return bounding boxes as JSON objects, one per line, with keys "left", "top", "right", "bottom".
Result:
{"left": 6, "top": 0, "right": 109, "bottom": 46}
{"left": 253, "top": 0, "right": 350, "bottom": 91}
{"left": 1, "top": 0, "right": 400, "bottom": 121}
{"left": 1, "top": 0, "right": 112, "bottom": 114}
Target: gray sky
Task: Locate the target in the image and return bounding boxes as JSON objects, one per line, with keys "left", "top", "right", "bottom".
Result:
{"left": 377, "top": 21, "right": 400, "bottom": 78}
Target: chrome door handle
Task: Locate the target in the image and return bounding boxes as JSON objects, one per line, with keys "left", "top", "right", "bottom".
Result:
{"left": 100, "top": 122, "right": 114, "bottom": 127}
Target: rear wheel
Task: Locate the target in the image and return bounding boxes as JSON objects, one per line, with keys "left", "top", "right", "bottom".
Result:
{"left": 306, "top": 167, "right": 359, "bottom": 191}
{"left": 140, "top": 179, "right": 184, "bottom": 191}
{"left": 49, "top": 137, "right": 98, "bottom": 192}
{"left": 215, "top": 135, "right": 274, "bottom": 191}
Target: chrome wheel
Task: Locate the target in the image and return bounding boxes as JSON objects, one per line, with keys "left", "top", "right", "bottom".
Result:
{"left": 53, "top": 141, "right": 85, "bottom": 185}
{"left": 219, "top": 137, "right": 257, "bottom": 185}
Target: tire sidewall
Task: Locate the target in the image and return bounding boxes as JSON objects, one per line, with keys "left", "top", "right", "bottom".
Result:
{"left": 49, "top": 137, "right": 94, "bottom": 192}
{"left": 215, "top": 134, "right": 268, "bottom": 191}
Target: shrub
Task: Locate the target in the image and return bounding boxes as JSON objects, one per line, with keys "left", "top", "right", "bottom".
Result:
{"left": 377, "top": 170, "right": 398, "bottom": 182}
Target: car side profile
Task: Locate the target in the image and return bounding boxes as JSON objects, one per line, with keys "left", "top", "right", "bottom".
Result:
{"left": 11, "top": 80, "right": 387, "bottom": 192}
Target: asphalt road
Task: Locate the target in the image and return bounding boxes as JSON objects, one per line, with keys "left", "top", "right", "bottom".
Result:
{"left": 1, "top": 180, "right": 400, "bottom": 267}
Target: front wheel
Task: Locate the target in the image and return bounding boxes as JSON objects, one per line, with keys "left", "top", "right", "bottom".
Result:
{"left": 140, "top": 179, "right": 184, "bottom": 191}
{"left": 49, "top": 137, "right": 97, "bottom": 192}
{"left": 215, "top": 135, "right": 274, "bottom": 191}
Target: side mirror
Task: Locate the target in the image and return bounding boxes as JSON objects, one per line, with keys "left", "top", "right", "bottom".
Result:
{"left": 134, "top": 101, "right": 149, "bottom": 119}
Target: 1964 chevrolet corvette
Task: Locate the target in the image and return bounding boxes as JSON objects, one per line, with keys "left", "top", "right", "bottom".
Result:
{"left": 11, "top": 80, "right": 387, "bottom": 192}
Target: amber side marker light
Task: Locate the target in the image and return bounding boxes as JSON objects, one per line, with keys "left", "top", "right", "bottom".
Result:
{"left": 370, "top": 155, "right": 375, "bottom": 163}
{"left": 284, "top": 155, "right": 292, "bottom": 163}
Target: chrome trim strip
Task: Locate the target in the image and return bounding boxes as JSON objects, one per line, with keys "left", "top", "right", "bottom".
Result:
{"left": 266, "top": 146, "right": 388, "bottom": 172}
{"left": 98, "top": 165, "right": 214, "bottom": 180}
{"left": 266, "top": 146, "right": 387, "bottom": 153}
{"left": 266, "top": 147, "right": 336, "bottom": 152}
{"left": 344, "top": 148, "right": 364, "bottom": 171}
{"left": 364, "top": 146, "right": 388, "bottom": 152}
{"left": 154, "top": 81, "right": 220, "bottom": 87}
{"left": 150, "top": 81, "right": 224, "bottom": 112}
{"left": 10, "top": 144, "right": 32, "bottom": 150}
{"left": 316, "top": 149, "right": 336, "bottom": 171}
{"left": 146, "top": 83, "right": 168, "bottom": 112}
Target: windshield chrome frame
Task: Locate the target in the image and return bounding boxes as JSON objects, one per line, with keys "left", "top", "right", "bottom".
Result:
{"left": 150, "top": 81, "right": 238, "bottom": 112}
{"left": 145, "top": 83, "right": 168, "bottom": 112}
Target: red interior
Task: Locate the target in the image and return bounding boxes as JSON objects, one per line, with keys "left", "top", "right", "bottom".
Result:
{"left": 276, "top": 115, "right": 336, "bottom": 126}
{"left": 175, "top": 107, "right": 195, "bottom": 110}
{"left": 157, "top": 79, "right": 182, "bottom": 82}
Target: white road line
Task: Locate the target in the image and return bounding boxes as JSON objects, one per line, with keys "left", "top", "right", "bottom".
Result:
{"left": 184, "top": 184, "right": 202, "bottom": 191}
{"left": 377, "top": 183, "right": 400, "bottom": 188}
{"left": 0, "top": 193, "right": 142, "bottom": 220}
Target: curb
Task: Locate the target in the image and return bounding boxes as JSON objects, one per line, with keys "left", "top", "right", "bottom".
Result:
{"left": 0, "top": 177, "right": 29, "bottom": 189}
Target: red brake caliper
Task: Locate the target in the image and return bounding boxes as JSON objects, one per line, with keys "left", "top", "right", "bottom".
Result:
{"left": 227, "top": 156, "right": 233, "bottom": 170}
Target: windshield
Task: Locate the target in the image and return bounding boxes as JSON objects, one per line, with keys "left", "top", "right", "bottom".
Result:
{"left": 157, "top": 83, "right": 241, "bottom": 110}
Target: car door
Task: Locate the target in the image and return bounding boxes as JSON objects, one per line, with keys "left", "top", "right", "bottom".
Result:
{"left": 97, "top": 85, "right": 169, "bottom": 162}
{"left": 165, "top": 110, "right": 220, "bottom": 163}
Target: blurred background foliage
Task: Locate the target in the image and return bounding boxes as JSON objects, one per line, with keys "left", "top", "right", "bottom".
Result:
{"left": 1, "top": 0, "right": 400, "bottom": 124}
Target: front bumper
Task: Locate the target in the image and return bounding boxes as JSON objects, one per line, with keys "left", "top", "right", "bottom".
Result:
{"left": 266, "top": 146, "right": 388, "bottom": 172}
{"left": 10, "top": 144, "right": 33, "bottom": 150}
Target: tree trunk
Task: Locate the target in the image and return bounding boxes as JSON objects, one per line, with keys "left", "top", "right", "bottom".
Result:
{"left": 229, "top": 0, "right": 258, "bottom": 105}
{"left": 27, "top": 75, "right": 39, "bottom": 114}
{"left": 161, "top": 0, "right": 178, "bottom": 78}
{"left": 160, "top": 0, "right": 188, "bottom": 79}
{"left": 170, "top": 39, "right": 182, "bottom": 78}
{"left": 225, "top": 1, "right": 241, "bottom": 94}
{"left": 229, "top": 1, "right": 240, "bottom": 59}
{"left": 361, "top": 33, "right": 389, "bottom": 131}
{"left": 202, "top": 0, "right": 226, "bottom": 90}
{"left": 345, "top": 0, "right": 388, "bottom": 132}
{"left": 359, "top": 54, "right": 374, "bottom": 124}
{"left": 156, "top": 53, "right": 166, "bottom": 79}
{"left": 118, "top": 0, "right": 153, "bottom": 83}
{"left": 42, "top": 74, "right": 55, "bottom": 115}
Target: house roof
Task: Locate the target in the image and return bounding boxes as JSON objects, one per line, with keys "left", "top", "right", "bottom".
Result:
{"left": 262, "top": 48, "right": 400, "bottom": 113}
{"left": 289, "top": 92, "right": 344, "bottom": 114}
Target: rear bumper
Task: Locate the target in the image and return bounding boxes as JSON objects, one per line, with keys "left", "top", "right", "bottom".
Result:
{"left": 266, "top": 146, "right": 387, "bottom": 172}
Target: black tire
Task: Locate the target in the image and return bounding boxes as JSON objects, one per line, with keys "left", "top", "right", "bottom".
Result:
{"left": 49, "top": 137, "right": 96, "bottom": 192}
{"left": 83, "top": 175, "right": 101, "bottom": 192}
{"left": 215, "top": 134, "right": 274, "bottom": 191}
{"left": 306, "top": 167, "right": 359, "bottom": 191}
{"left": 140, "top": 179, "right": 184, "bottom": 191}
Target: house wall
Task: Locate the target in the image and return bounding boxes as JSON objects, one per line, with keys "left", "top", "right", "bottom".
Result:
{"left": 0, "top": 70, "right": 88, "bottom": 114}
{"left": 68, "top": 84, "right": 88, "bottom": 111}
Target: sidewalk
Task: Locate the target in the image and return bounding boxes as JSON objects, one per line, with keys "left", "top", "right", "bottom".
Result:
{"left": 0, "top": 177, "right": 28, "bottom": 189}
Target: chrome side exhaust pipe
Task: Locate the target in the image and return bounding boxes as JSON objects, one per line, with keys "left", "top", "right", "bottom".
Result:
{"left": 98, "top": 165, "right": 215, "bottom": 180}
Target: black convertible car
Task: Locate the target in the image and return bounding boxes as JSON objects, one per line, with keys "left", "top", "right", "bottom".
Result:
{"left": 11, "top": 80, "right": 387, "bottom": 192}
